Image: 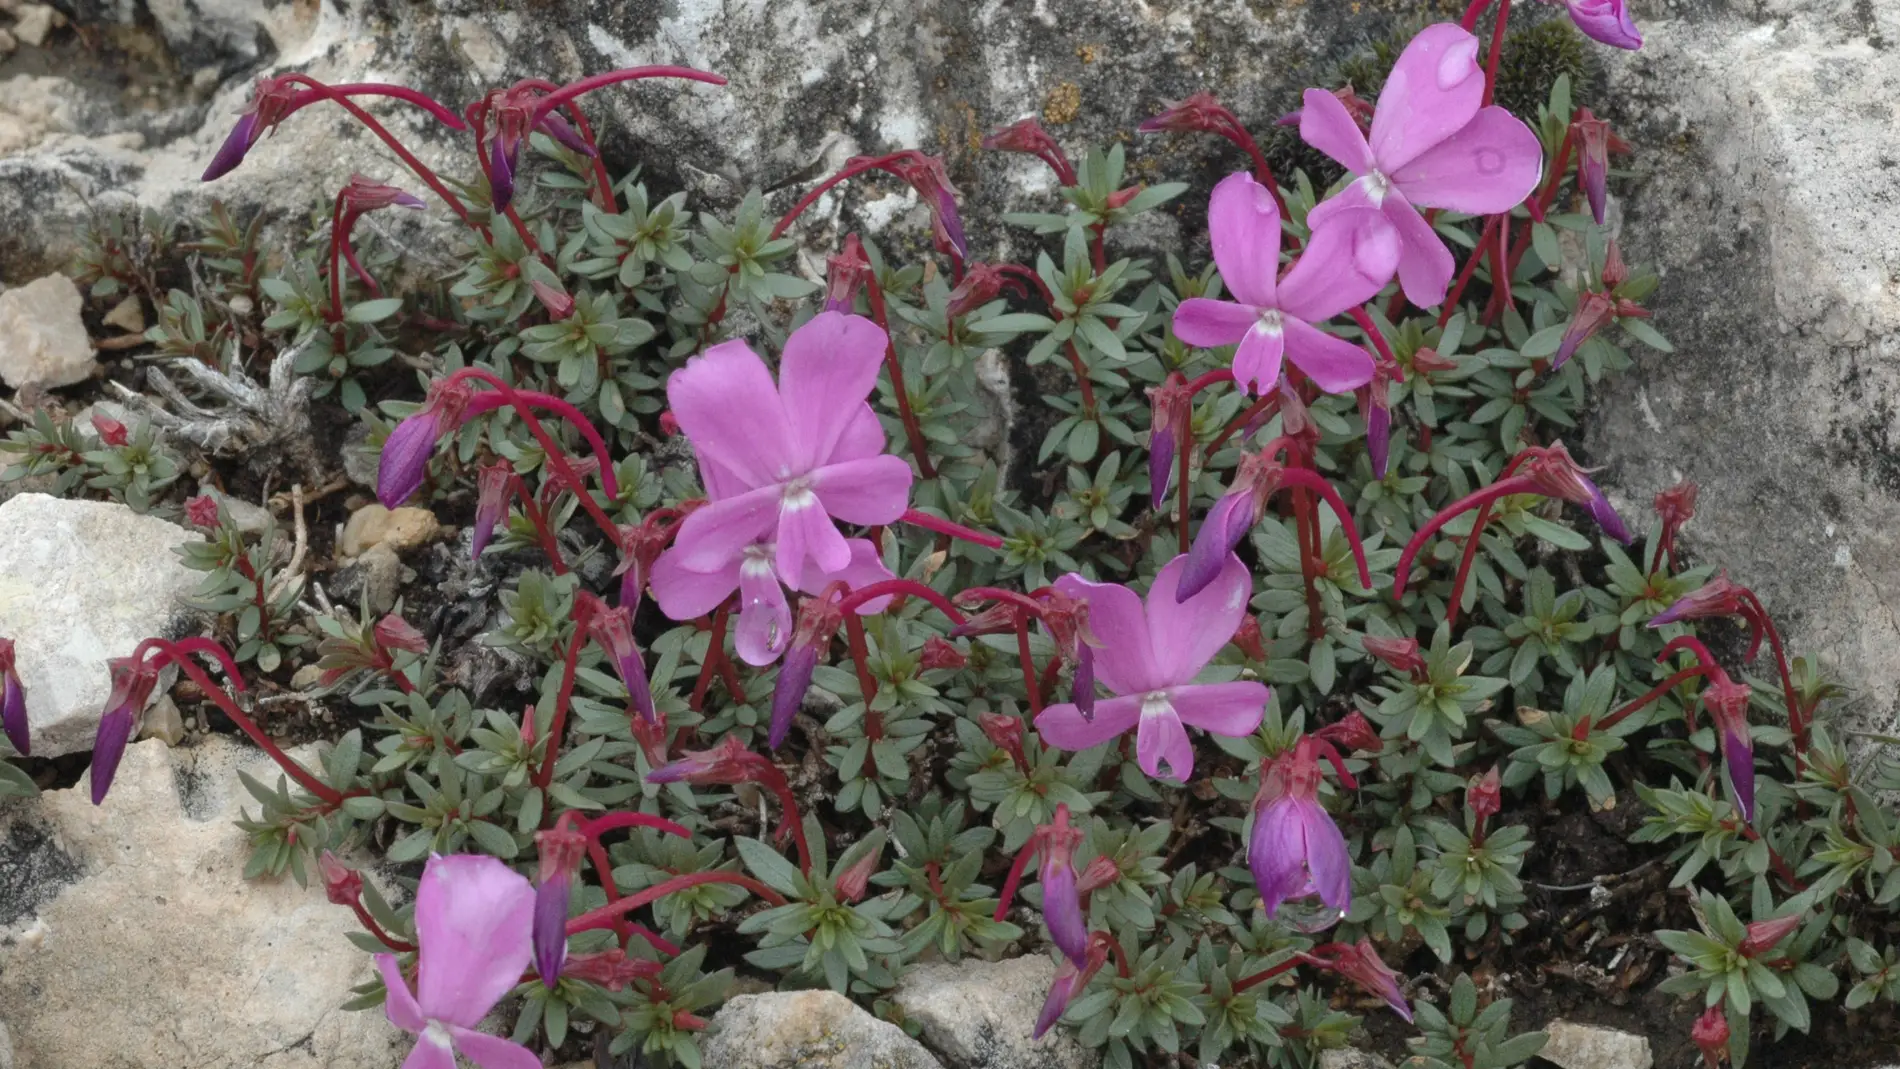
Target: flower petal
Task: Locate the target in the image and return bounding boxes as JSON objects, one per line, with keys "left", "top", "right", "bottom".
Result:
{"left": 1250, "top": 800, "right": 1309, "bottom": 915}
{"left": 402, "top": 1036, "right": 458, "bottom": 1069}
{"left": 735, "top": 558, "right": 793, "bottom": 667}
{"left": 414, "top": 854, "right": 536, "bottom": 1027}
{"left": 1301, "top": 799, "right": 1353, "bottom": 915}
{"left": 1282, "top": 318, "right": 1375, "bottom": 394}
{"left": 1231, "top": 323, "right": 1286, "bottom": 395}
{"left": 1052, "top": 574, "right": 1163, "bottom": 695}
{"left": 1136, "top": 702, "right": 1195, "bottom": 781}
{"left": 1146, "top": 554, "right": 1251, "bottom": 683}
{"left": 779, "top": 311, "right": 892, "bottom": 470}
{"left": 1384, "top": 197, "right": 1456, "bottom": 309}
{"left": 829, "top": 405, "right": 888, "bottom": 465}
{"left": 670, "top": 485, "right": 783, "bottom": 572}
{"left": 1168, "top": 681, "right": 1270, "bottom": 737}
{"left": 1035, "top": 694, "right": 1142, "bottom": 752}
{"left": 1173, "top": 298, "right": 1258, "bottom": 349}
{"left": 1367, "top": 22, "right": 1485, "bottom": 172}
{"left": 811, "top": 455, "right": 913, "bottom": 526}
{"left": 667, "top": 339, "right": 797, "bottom": 490}
{"left": 1277, "top": 209, "right": 1398, "bottom": 323}
{"left": 448, "top": 1027, "right": 545, "bottom": 1069}
{"left": 1390, "top": 106, "right": 1544, "bottom": 215}
{"left": 649, "top": 549, "right": 743, "bottom": 622}
{"left": 796, "top": 538, "right": 896, "bottom": 613}
{"left": 1177, "top": 492, "right": 1254, "bottom": 604}
{"left": 1567, "top": 0, "right": 1644, "bottom": 49}
{"left": 202, "top": 112, "right": 259, "bottom": 182}
{"left": 1039, "top": 860, "right": 1089, "bottom": 966}
{"left": 1722, "top": 725, "right": 1756, "bottom": 822}
{"left": 377, "top": 411, "right": 443, "bottom": 510}
{"left": 1298, "top": 88, "right": 1375, "bottom": 175}
{"left": 376, "top": 954, "right": 426, "bottom": 1033}
{"left": 1207, "top": 171, "right": 1282, "bottom": 307}
{"left": 775, "top": 497, "right": 852, "bottom": 581}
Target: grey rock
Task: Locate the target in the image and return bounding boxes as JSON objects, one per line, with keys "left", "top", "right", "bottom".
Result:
{"left": 0, "top": 275, "right": 94, "bottom": 390}
{"left": 10, "top": 3, "right": 52, "bottom": 48}
{"left": 0, "top": 494, "right": 201, "bottom": 758}
{"left": 893, "top": 957, "right": 1097, "bottom": 1069}
{"left": 1319, "top": 1050, "right": 1397, "bottom": 1069}
{"left": 0, "top": 737, "right": 405, "bottom": 1069}
{"left": 330, "top": 543, "right": 404, "bottom": 616}
{"left": 199, "top": 487, "right": 273, "bottom": 537}
{"left": 136, "top": 694, "right": 185, "bottom": 745}
{"left": 702, "top": 990, "right": 943, "bottom": 1069}
{"left": 1535, "top": 1020, "right": 1651, "bottom": 1069}
{"left": 1591, "top": 0, "right": 1900, "bottom": 762}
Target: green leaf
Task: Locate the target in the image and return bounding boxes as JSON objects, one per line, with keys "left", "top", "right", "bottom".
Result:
{"left": 345, "top": 297, "right": 405, "bottom": 324}
{"left": 735, "top": 837, "right": 804, "bottom": 897}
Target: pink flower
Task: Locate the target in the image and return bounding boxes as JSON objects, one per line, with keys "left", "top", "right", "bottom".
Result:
{"left": 375, "top": 854, "right": 540, "bottom": 1069}
{"left": 1034, "top": 805, "right": 1089, "bottom": 965}
{"left": 1299, "top": 23, "right": 1545, "bottom": 308}
{"left": 1032, "top": 555, "right": 1269, "bottom": 781}
{"left": 1702, "top": 677, "right": 1756, "bottom": 821}
{"left": 1034, "top": 935, "right": 1110, "bottom": 1039}
{"left": 0, "top": 638, "right": 25, "bottom": 756}
{"left": 1173, "top": 172, "right": 1391, "bottom": 395}
{"left": 650, "top": 311, "right": 910, "bottom": 665}
{"left": 1308, "top": 939, "right": 1412, "bottom": 1022}
{"left": 89, "top": 655, "right": 161, "bottom": 805}
{"left": 1249, "top": 737, "right": 1351, "bottom": 921}
{"left": 1563, "top": 0, "right": 1643, "bottom": 50}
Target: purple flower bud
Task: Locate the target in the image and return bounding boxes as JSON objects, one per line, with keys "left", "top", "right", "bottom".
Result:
{"left": 1573, "top": 110, "right": 1613, "bottom": 226}
{"left": 1584, "top": 481, "right": 1634, "bottom": 544}
{"left": 1366, "top": 402, "right": 1392, "bottom": 480}
{"left": 489, "top": 136, "right": 516, "bottom": 212}
{"left": 0, "top": 638, "right": 26, "bottom": 756}
{"left": 1070, "top": 641, "right": 1096, "bottom": 722}
{"left": 202, "top": 112, "right": 260, "bottom": 182}
{"left": 769, "top": 642, "right": 818, "bottom": 750}
{"left": 1034, "top": 938, "right": 1108, "bottom": 1039}
{"left": 376, "top": 410, "right": 444, "bottom": 510}
{"left": 1564, "top": 0, "right": 1643, "bottom": 50}
{"left": 1177, "top": 490, "right": 1255, "bottom": 603}
{"left": 532, "top": 827, "right": 587, "bottom": 988}
{"left": 472, "top": 462, "right": 513, "bottom": 560}
{"left": 538, "top": 113, "right": 597, "bottom": 157}
{"left": 1036, "top": 810, "right": 1088, "bottom": 966}
{"left": 587, "top": 602, "right": 657, "bottom": 724}
{"left": 90, "top": 655, "right": 159, "bottom": 805}
{"left": 1149, "top": 428, "right": 1176, "bottom": 511}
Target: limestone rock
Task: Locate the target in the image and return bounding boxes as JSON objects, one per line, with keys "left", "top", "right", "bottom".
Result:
{"left": 1591, "top": 0, "right": 1900, "bottom": 762}
{"left": 0, "top": 275, "right": 94, "bottom": 391}
{"left": 1319, "top": 1050, "right": 1397, "bottom": 1069}
{"left": 330, "top": 543, "right": 404, "bottom": 616}
{"left": 0, "top": 494, "right": 201, "bottom": 758}
{"left": 101, "top": 294, "right": 145, "bottom": 334}
{"left": 1536, "top": 1020, "right": 1652, "bottom": 1069}
{"left": 893, "top": 957, "right": 1097, "bottom": 1069}
{"left": 0, "top": 736, "right": 405, "bottom": 1069}
{"left": 702, "top": 990, "right": 943, "bottom": 1069}
{"left": 339, "top": 504, "right": 442, "bottom": 558}
{"left": 10, "top": 4, "right": 53, "bottom": 48}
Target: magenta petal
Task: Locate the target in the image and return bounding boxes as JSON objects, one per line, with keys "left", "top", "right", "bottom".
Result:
{"left": 1207, "top": 171, "right": 1283, "bottom": 307}
{"left": 376, "top": 954, "right": 427, "bottom": 1033}
{"left": 780, "top": 311, "right": 891, "bottom": 470}
{"left": 936, "top": 189, "right": 969, "bottom": 258}
{"left": 1168, "top": 682, "right": 1270, "bottom": 737}
{"left": 1567, "top": 0, "right": 1643, "bottom": 49}
{"left": 668, "top": 340, "right": 797, "bottom": 491}
{"left": 769, "top": 642, "right": 818, "bottom": 748}
{"left": 489, "top": 137, "right": 516, "bottom": 211}
{"left": 1367, "top": 404, "right": 1392, "bottom": 479}
{"left": 88, "top": 707, "right": 136, "bottom": 806}
{"left": 446, "top": 1027, "right": 544, "bottom": 1069}
{"left": 1722, "top": 724, "right": 1755, "bottom": 821}
{"left": 413, "top": 854, "right": 535, "bottom": 1027}
{"left": 1232, "top": 323, "right": 1287, "bottom": 395}
{"left": 1177, "top": 492, "right": 1254, "bottom": 604}
{"left": 1052, "top": 573, "right": 1164, "bottom": 695}
{"left": 735, "top": 559, "right": 793, "bottom": 667}
{"left": 1034, "top": 964, "right": 1081, "bottom": 1039}
{"left": 2, "top": 673, "right": 28, "bottom": 756}
{"left": 202, "top": 112, "right": 259, "bottom": 182}
{"left": 649, "top": 550, "right": 742, "bottom": 622}
{"left": 795, "top": 538, "right": 896, "bottom": 612}
{"left": 531, "top": 876, "right": 569, "bottom": 988}
{"left": 1249, "top": 799, "right": 1308, "bottom": 915}
{"left": 1299, "top": 88, "right": 1376, "bottom": 174}
{"left": 1383, "top": 197, "right": 1455, "bottom": 309}
{"left": 377, "top": 411, "right": 444, "bottom": 509}
{"left": 775, "top": 499, "right": 852, "bottom": 581}
{"left": 1039, "top": 859, "right": 1089, "bottom": 966}
{"left": 1135, "top": 702, "right": 1195, "bottom": 781}
{"left": 1367, "top": 22, "right": 1485, "bottom": 172}
{"left": 1149, "top": 425, "right": 1177, "bottom": 510}
{"left": 1148, "top": 553, "right": 1251, "bottom": 681}
{"left": 1389, "top": 106, "right": 1544, "bottom": 215}
{"left": 1278, "top": 210, "right": 1396, "bottom": 323}
{"left": 670, "top": 485, "right": 783, "bottom": 572}
{"left": 537, "top": 112, "right": 596, "bottom": 156}
{"left": 1302, "top": 800, "right": 1353, "bottom": 915}
{"left": 402, "top": 1036, "right": 458, "bottom": 1069}
{"left": 1035, "top": 694, "right": 1142, "bottom": 752}
{"left": 810, "top": 455, "right": 913, "bottom": 526}
{"left": 829, "top": 405, "right": 889, "bottom": 465}
{"left": 1173, "top": 298, "right": 1259, "bottom": 349}
{"left": 1282, "top": 318, "right": 1375, "bottom": 394}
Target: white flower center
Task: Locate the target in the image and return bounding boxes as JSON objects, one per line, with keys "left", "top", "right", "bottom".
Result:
{"left": 422, "top": 1020, "right": 454, "bottom": 1049}
{"left": 1255, "top": 308, "right": 1284, "bottom": 336}
{"left": 1362, "top": 170, "right": 1392, "bottom": 206}
{"left": 740, "top": 544, "right": 777, "bottom": 578}
{"left": 1139, "top": 691, "right": 1174, "bottom": 719}
{"left": 782, "top": 476, "right": 818, "bottom": 511}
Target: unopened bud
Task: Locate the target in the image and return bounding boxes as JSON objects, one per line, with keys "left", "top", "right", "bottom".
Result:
{"left": 920, "top": 635, "right": 967, "bottom": 671}
{"left": 91, "top": 413, "right": 129, "bottom": 447}
{"left": 319, "top": 850, "right": 363, "bottom": 906}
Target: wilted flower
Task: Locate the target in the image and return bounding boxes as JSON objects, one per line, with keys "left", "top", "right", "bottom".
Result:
{"left": 0, "top": 638, "right": 26, "bottom": 756}
{"left": 1249, "top": 737, "right": 1351, "bottom": 922}
{"left": 919, "top": 635, "right": 967, "bottom": 671}
{"left": 983, "top": 117, "right": 1076, "bottom": 184}
{"left": 1693, "top": 1004, "right": 1730, "bottom": 1068}
{"left": 1034, "top": 555, "right": 1269, "bottom": 781}
{"left": 1561, "top": 0, "right": 1643, "bottom": 50}
{"left": 1314, "top": 710, "right": 1382, "bottom": 755}
{"left": 319, "top": 850, "right": 364, "bottom": 907}
{"left": 768, "top": 594, "right": 845, "bottom": 748}
{"left": 89, "top": 654, "right": 162, "bottom": 804}
{"left": 91, "top": 413, "right": 129, "bottom": 447}
{"left": 1739, "top": 912, "right": 1803, "bottom": 957}
{"left": 1039, "top": 588, "right": 1096, "bottom": 719}
{"left": 374, "top": 854, "right": 539, "bottom": 1067}
{"left": 471, "top": 462, "right": 513, "bottom": 561}
{"left": 1034, "top": 934, "right": 1111, "bottom": 1039}
{"left": 978, "top": 711, "right": 1029, "bottom": 772}
{"left": 945, "top": 262, "right": 1012, "bottom": 320}
{"left": 532, "top": 826, "right": 587, "bottom": 987}
{"left": 1650, "top": 574, "right": 1747, "bottom": 628}
{"left": 1362, "top": 635, "right": 1427, "bottom": 679}
{"left": 1137, "top": 91, "right": 1236, "bottom": 137}
{"left": 646, "top": 734, "right": 757, "bottom": 786}
{"left": 1468, "top": 766, "right": 1502, "bottom": 834}
{"left": 1299, "top": 23, "right": 1545, "bottom": 308}
{"left": 374, "top": 614, "right": 429, "bottom": 655}
{"left": 1702, "top": 676, "right": 1757, "bottom": 820}
{"left": 1172, "top": 172, "right": 1387, "bottom": 395}
{"left": 824, "top": 234, "right": 872, "bottom": 314}
{"left": 878, "top": 151, "right": 966, "bottom": 258}
{"left": 585, "top": 597, "right": 656, "bottom": 724}
{"left": 1308, "top": 938, "right": 1413, "bottom": 1022}
{"left": 1572, "top": 109, "right": 1613, "bottom": 225}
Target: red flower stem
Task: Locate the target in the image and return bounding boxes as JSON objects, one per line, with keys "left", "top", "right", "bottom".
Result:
{"left": 340, "top": 244, "right": 380, "bottom": 297}
{"left": 842, "top": 614, "right": 882, "bottom": 734}
{"left": 1658, "top": 634, "right": 1721, "bottom": 670}
{"left": 1278, "top": 468, "right": 1372, "bottom": 590}
{"left": 1064, "top": 340, "right": 1099, "bottom": 416}
{"left": 566, "top": 872, "right": 786, "bottom": 934}
{"left": 865, "top": 265, "right": 938, "bottom": 478}
{"left": 530, "top": 66, "right": 728, "bottom": 127}
{"left": 1106, "top": 934, "right": 1133, "bottom": 978}
{"left": 899, "top": 508, "right": 1004, "bottom": 550}
{"left": 154, "top": 636, "right": 249, "bottom": 686}
{"left": 837, "top": 579, "right": 968, "bottom": 624}
{"left": 991, "top": 842, "right": 1039, "bottom": 921}
{"left": 771, "top": 154, "right": 903, "bottom": 240}
{"left": 279, "top": 76, "right": 473, "bottom": 224}
{"left": 149, "top": 648, "right": 342, "bottom": 804}
{"left": 533, "top": 602, "right": 593, "bottom": 794}
{"left": 1015, "top": 615, "right": 1043, "bottom": 716}
{"left": 582, "top": 838, "right": 635, "bottom": 945}
{"left": 1739, "top": 825, "right": 1805, "bottom": 890}
{"left": 1598, "top": 665, "right": 1710, "bottom": 732}
{"left": 1741, "top": 591, "right": 1807, "bottom": 763}
{"left": 350, "top": 901, "right": 416, "bottom": 952}
{"left": 1437, "top": 212, "right": 1503, "bottom": 328}
{"left": 1347, "top": 307, "right": 1397, "bottom": 366}
{"left": 1445, "top": 499, "right": 1495, "bottom": 629}
{"left": 1232, "top": 957, "right": 1304, "bottom": 994}
{"left": 584, "top": 811, "right": 692, "bottom": 839}
{"left": 1392, "top": 475, "right": 1542, "bottom": 599}
{"left": 1460, "top": 0, "right": 1494, "bottom": 31}
{"left": 689, "top": 606, "right": 732, "bottom": 713}
{"left": 750, "top": 762, "right": 814, "bottom": 874}
{"left": 1206, "top": 392, "right": 1279, "bottom": 457}
{"left": 1184, "top": 368, "right": 1234, "bottom": 397}
{"left": 448, "top": 369, "right": 620, "bottom": 535}
{"left": 1482, "top": 0, "right": 1513, "bottom": 107}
